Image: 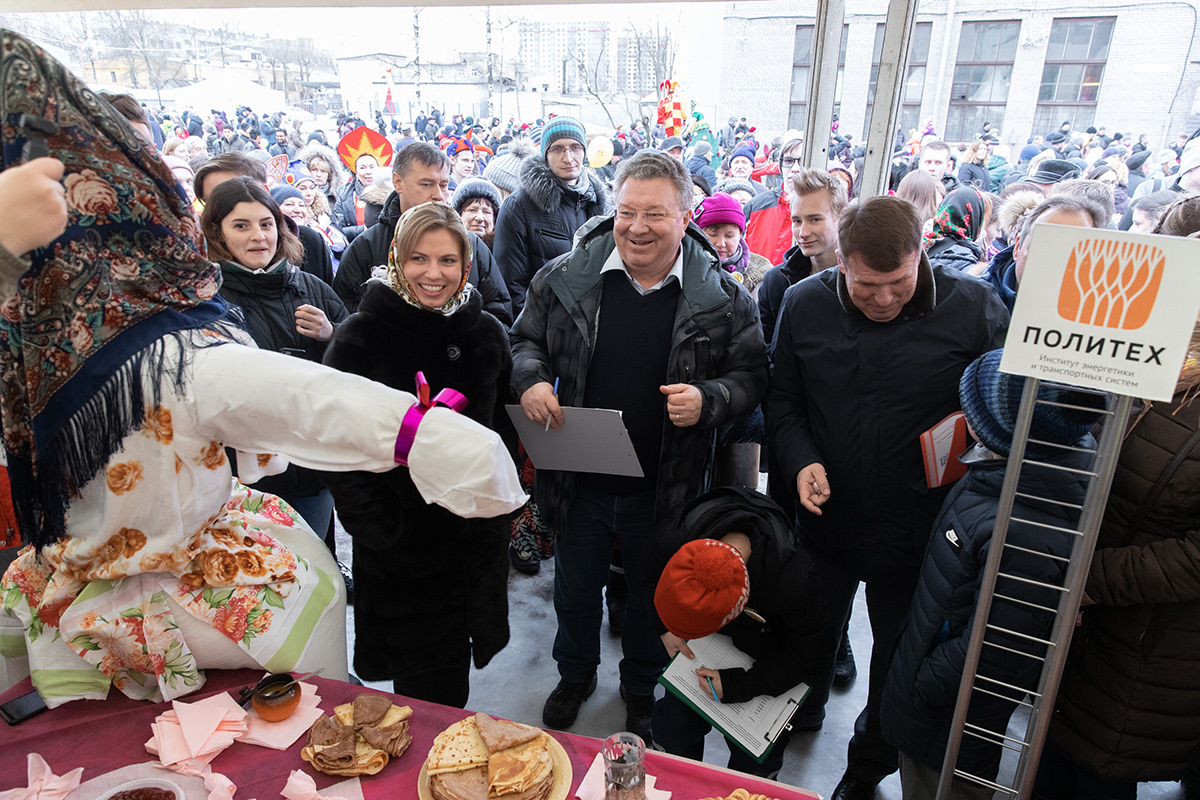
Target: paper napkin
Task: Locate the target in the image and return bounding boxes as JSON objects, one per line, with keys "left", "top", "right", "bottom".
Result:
{"left": 145, "top": 691, "right": 248, "bottom": 769}
{"left": 0, "top": 754, "right": 83, "bottom": 800}
{"left": 281, "top": 770, "right": 363, "bottom": 800}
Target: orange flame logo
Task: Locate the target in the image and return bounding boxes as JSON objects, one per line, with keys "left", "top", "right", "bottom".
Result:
{"left": 1057, "top": 239, "right": 1164, "bottom": 330}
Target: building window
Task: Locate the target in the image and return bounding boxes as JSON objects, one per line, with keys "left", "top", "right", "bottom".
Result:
{"left": 946, "top": 20, "right": 1020, "bottom": 142}
{"left": 1033, "top": 17, "right": 1114, "bottom": 135}
{"left": 789, "top": 24, "right": 848, "bottom": 133}
{"left": 789, "top": 25, "right": 813, "bottom": 130}
{"left": 866, "top": 22, "right": 932, "bottom": 139}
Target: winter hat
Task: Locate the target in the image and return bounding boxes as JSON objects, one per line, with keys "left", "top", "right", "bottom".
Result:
{"left": 611, "top": 138, "right": 625, "bottom": 157}
{"left": 1101, "top": 146, "right": 1122, "bottom": 159}
{"left": 270, "top": 184, "right": 304, "bottom": 205}
{"left": 654, "top": 539, "right": 750, "bottom": 639}
{"left": 717, "top": 178, "right": 756, "bottom": 196}
{"left": 1019, "top": 144, "right": 1041, "bottom": 162}
{"left": 1180, "top": 138, "right": 1200, "bottom": 176}
{"left": 1046, "top": 132, "right": 1066, "bottom": 145}
{"left": 483, "top": 139, "right": 534, "bottom": 194}
{"left": 1126, "top": 150, "right": 1151, "bottom": 171}
{"left": 694, "top": 140, "right": 712, "bottom": 158}
{"left": 694, "top": 192, "right": 746, "bottom": 233}
{"left": 661, "top": 136, "right": 685, "bottom": 153}
{"left": 540, "top": 115, "right": 586, "bottom": 158}
{"left": 730, "top": 143, "right": 757, "bottom": 164}
{"left": 958, "top": 349, "right": 1103, "bottom": 457}
{"left": 1028, "top": 159, "right": 1082, "bottom": 185}
{"left": 452, "top": 177, "right": 502, "bottom": 216}
{"left": 1156, "top": 148, "right": 1177, "bottom": 165}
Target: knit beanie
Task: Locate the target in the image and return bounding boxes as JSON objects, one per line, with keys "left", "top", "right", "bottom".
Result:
{"left": 694, "top": 140, "right": 712, "bottom": 158}
{"left": 1180, "top": 138, "right": 1200, "bottom": 177}
{"left": 270, "top": 184, "right": 304, "bottom": 205}
{"left": 958, "top": 349, "right": 1103, "bottom": 457}
{"left": 483, "top": 141, "right": 534, "bottom": 194}
{"left": 730, "top": 143, "right": 757, "bottom": 164}
{"left": 694, "top": 192, "right": 746, "bottom": 233}
{"left": 717, "top": 178, "right": 756, "bottom": 197}
{"left": 452, "top": 177, "right": 502, "bottom": 216}
{"left": 540, "top": 115, "right": 586, "bottom": 159}
{"left": 1018, "top": 144, "right": 1041, "bottom": 162}
{"left": 654, "top": 539, "right": 750, "bottom": 639}
{"left": 611, "top": 138, "right": 625, "bottom": 157}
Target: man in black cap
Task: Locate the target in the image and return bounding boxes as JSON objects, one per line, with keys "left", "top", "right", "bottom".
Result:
{"left": 660, "top": 136, "right": 685, "bottom": 162}
{"left": 1026, "top": 158, "right": 1082, "bottom": 192}
{"left": 1126, "top": 149, "right": 1153, "bottom": 196}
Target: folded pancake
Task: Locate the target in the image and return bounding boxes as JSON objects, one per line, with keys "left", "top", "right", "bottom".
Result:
{"left": 308, "top": 715, "right": 353, "bottom": 748}
{"left": 487, "top": 734, "right": 553, "bottom": 797}
{"left": 303, "top": 739, "right": 390, "bottom": 776}
{"left": 354, "top": 693, "right": 394, "bottom": 727}
{"left": 475, "top": 713, "right": 542, "bottom": 754}
{"left": 427, "top": 717, "right": 490, "bottom": 775}
{"left": 430, "top": 765, "right": 489, "bottom": 800}
{"left": 361, "top": 719, "right": 412, "bottom": 757}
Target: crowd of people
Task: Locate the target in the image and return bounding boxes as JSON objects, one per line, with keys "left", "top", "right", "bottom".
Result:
{"left": 3, "top": 26, "right": 1200, "bottom": 800}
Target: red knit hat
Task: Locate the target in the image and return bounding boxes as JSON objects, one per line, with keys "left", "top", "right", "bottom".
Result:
{"left": 655, "top": 539, "right": 750, "bottom": 639}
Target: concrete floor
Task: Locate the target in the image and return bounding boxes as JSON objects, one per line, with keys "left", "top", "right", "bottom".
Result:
{"left": 334, "top": 515, "right": 1186, "bottom": 800}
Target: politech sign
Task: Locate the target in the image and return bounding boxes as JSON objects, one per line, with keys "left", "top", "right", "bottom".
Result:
{"left": 1001, "top": 224, "right": 1200, "bottom": 402}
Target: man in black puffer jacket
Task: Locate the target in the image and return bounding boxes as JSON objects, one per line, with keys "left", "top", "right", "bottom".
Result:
{"left": 880, "top": 350, "right": 1101, "bottom": 798}
{"left": 492, "top": 116, "right": 609, "bottom": 315}
{"left": 649, "top": 487, "right": 834, "bottom": 780}
{"left": 333, "top": 142, "right": 512, "bottom": 324}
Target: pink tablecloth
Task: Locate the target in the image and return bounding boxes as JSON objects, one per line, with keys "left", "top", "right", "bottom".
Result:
{"left": 0, "top": 670, "right": 820, "bottom": 800}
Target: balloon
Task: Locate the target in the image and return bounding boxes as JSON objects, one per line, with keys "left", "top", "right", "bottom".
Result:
{"left": 587, "top": 136, "right": 613, "bottom": 168}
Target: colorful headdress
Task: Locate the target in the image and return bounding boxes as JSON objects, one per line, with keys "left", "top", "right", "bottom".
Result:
{"left": 337, "top": 125, "right": 392, "bottom": 172}
{"left": 264, "top": 154, "right": 289, "bottom": 187}
{"left": 283, "top": 159, "right": 316, "bottom": 188}
{"left": 0, "top": 29, "right": 230, "bottom": 547}
{"left": 447, "top": 135, "right": 493, "bottom": 158}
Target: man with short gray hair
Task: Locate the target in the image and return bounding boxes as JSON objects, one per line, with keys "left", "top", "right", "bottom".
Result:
{"left": 510, "top": 150, "right": 767, "bottom": 743}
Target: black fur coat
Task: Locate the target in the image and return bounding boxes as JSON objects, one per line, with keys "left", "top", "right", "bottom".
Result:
{"left": 321, "top": 280, "right": 514, "bottom": 682}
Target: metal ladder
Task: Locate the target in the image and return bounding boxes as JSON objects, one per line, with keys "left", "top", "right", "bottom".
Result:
{"left": 935, "top": 378, "right": 1134, "bottom": 800}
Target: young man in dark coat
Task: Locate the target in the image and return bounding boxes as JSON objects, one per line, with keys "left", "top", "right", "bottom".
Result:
{"left": 492, "top": 116, "right": 609, "bottom": 315}
{"left": 880, "top": 350, "right": 1100, "bottom": 799}
{"left": 650, "top": 487, "right": 834, "bottom": 780}
{"left": 511, "top": 151, "right": 766, "bottom": 743}
{"left": 767, "top": 196, "right": 1009, "bottom": 800}
{"left": 333, "top": 142, "right": 512, "bottom": 324}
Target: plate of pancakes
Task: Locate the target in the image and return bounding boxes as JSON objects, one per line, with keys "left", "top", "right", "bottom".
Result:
{"left": 419, "top": 712, "right": 571, "bottom": 800}
{"left": 301, "top": 693, "right": 414, "bottom": 776}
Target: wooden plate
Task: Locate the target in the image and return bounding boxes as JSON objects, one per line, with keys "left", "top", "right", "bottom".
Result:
{"left": 417, "top": 735, "right": 573, "bottom": 800}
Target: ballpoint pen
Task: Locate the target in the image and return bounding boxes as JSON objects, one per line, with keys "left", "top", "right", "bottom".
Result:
{"left": 546, "top": 377, "right": 559, "bottom": 432}
{"left": 705, "top": 673, "right": 719, "bottom": 702}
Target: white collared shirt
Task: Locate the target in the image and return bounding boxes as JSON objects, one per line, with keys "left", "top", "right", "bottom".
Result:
{"left": 599, "top": 246, "right": 684, "bottom": 295}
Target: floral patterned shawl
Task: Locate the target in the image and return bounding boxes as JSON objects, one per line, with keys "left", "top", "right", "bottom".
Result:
{"left": 925, "top": 186, "right": 986, "bottom": 248}
{"left": 0, "top": 30, "right": 231, "bottom": 548}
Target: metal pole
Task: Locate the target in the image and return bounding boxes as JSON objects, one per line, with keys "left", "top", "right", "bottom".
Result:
{"left": 800, "top": 0, "right": 844, "bottom": 169}
{"left": 859, "top": 0, "right": 921, "bottom": 197}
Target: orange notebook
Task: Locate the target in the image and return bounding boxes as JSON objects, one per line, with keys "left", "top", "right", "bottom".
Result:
{"left": 921, "top": 411, "right": 969, "bottom": 489}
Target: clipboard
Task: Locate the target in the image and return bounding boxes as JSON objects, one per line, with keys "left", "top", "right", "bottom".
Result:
{"left": 505, "top": 405, "right": 644, "bottom": 477}
{"left": 657, "top": 634, "right": 810, "bottom": 763}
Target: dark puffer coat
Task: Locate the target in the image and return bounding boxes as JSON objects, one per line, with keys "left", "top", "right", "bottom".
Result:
{"left": 492, "top": 156, "right": 609, "bottom": 315}
{"left": 321, "top": 283, "right": 513, "bottom": 683}
{"left": 648, "top": 487, "right": 834, "bottom": 704}
{"left": 881, "top": 440, "right": 1093, "bottom": 779}
{"left": 1048, "top": 395, "right": 1200, "bottom": 780}
{"left": 332, "top": 190, "right": 512, "bottom": 325}
{"left": 767, "top": 257, "right": 1009, "bottom": 577}
{"left": 926, "top": 236, "right": 985, "bottom": 273}
{"left": 510, "top": 216, "right": 767, "bottom": 534}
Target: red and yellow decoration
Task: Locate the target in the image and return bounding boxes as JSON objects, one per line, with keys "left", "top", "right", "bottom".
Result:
{"left": 337, "top": 126, "right": 393, "bottom": 173}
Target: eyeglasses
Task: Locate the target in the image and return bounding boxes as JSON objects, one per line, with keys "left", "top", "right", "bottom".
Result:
{"left": 615, "top": 208, "right": 684, "bottom": 226}
{"left": 547, "top": 143, "right": 585, "bottom": 157}
{"left": 781, "top": 157, "right": 804, "bottom": 169}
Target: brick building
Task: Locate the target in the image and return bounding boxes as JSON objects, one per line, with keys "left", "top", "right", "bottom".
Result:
{"left": 718, "top": 0, "right": 1200, "bottom": 149}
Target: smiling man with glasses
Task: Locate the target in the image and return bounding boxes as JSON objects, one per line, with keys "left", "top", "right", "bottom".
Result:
{"left": 744, "top": 131, "right": 808, "bottom": 264}
{"left": 493, "top": 115, "right": 609, "bottom": 315}
{"left": 510, "top": 150, "right": 767, "bottom": 746}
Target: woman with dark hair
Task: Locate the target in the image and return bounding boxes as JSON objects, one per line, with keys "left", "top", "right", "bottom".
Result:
{"left": 321, "top": 201, "right": 514, "bottom": 708}
{"left": 201, "top": 177, "right": 348, "bottom": 538}
{"left": 924, "top": 187, "right": 988, "bottom": 273}
{"left": 1086, "top": 162, "right": 1129, "bottom": 219}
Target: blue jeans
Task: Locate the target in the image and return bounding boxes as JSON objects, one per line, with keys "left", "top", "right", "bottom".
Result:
{"left": 553, "top": 486, "right": 666, "bottom": 695}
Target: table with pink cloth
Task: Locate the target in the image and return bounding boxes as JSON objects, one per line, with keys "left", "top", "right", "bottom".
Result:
{"left": 0, "top": 669, "right": 821, "bottom": 800}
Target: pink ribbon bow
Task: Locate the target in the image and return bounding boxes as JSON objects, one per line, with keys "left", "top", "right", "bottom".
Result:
{"left": 394, "top": 371, "right": 469, "bottom": 467}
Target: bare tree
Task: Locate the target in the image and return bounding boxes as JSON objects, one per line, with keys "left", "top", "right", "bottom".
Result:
{"left": 98, "top": 10, "right": 180, "bottom": 105}
{"left": 571, "top": 36, "right": 618, "bottom": 128}
{"left": 628, "top": 19, "right": 678, "bottom": 101}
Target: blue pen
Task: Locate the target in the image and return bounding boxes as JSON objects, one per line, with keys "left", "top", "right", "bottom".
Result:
{"left": 545, "top": 377, "right": 560, "bottom": 432}
{"left": 705, "top": 674, "right": 719, "bottom": 702}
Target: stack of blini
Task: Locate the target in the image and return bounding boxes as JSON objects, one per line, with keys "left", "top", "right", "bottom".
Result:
{"left": 302, "top": 694, "right": 413, "bottom": 776}
{"left": 426, "top": 713, "right": 555, "bottom": 800}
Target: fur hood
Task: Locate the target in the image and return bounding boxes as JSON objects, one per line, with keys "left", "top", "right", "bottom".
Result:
{"left": 745, "top": 252, "right": 773, "bottom": 293}
{"left": 298, "top": 141, "right": 349, "bottom": 190}
{"left": 360, "top": 173, "right": 393, "bottom": 207}
{"left": 517, "top": 156, "right": 609, "bottom": 215}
